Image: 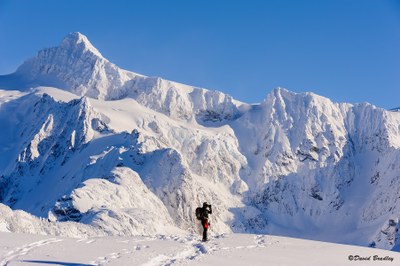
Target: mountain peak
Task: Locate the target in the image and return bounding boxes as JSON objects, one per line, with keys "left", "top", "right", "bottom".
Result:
{"left": 60, "top": 32, "right": 103, "bottom": 58}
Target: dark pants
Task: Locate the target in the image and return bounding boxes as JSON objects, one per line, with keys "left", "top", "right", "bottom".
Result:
{"left": 201, "top": 219, "right": 208, "bottom": 241}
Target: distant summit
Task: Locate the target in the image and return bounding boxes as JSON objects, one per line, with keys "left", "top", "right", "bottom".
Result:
{"left": 0, "top": 32, "right": 245, "bottom": 121}
{"left": 59, "top": 32, "right": 104, "bottom": 58}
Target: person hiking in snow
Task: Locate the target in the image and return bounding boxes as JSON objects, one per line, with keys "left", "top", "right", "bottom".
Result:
{"left": 200, "top": 202, "right": 212, "bottom": 242}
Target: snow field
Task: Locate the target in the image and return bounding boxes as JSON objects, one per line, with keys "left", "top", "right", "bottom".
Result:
{"left": 1, "top": 232, "right": 399, "bottom": 266}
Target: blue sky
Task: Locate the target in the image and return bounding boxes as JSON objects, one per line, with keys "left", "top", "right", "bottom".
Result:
{"left": 0, "top": 0, "right": 399, "bottom": 108}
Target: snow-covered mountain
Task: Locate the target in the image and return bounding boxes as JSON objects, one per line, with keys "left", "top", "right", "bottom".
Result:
{"left": 0, "top": 32, "right": 246, "bottom": 122}
{"left": 0, "top": 32, "right": 399, "bottom": 252}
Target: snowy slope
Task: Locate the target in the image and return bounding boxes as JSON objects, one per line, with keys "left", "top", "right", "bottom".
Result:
{"left": 0, "top": 232, "right": 399, "bottom": 266}
{"left": 0, "top": 87, "right": 245, "bottom": 236}
{"left": 0, "top": 33, "right": 400, "bottom": 252}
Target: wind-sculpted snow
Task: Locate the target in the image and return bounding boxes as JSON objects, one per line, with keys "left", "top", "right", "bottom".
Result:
{"left": 0, "top": 33, "right": 400, "bottom": 251}
{"left": 0, "top": 88, "right": 246, "bottom": 237}
{"left": 230, "top": 88, "right": 400, "bottom": 250}
{"left": 0, "top": 203, "right": 104, "bottom": 237}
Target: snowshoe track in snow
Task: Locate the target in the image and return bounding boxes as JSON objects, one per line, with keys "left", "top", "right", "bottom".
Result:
{"left": 0, "top": 238, "right": 63, "bottom": 266}
{"left": 90, "top": 251, "right": 122, "bottom": 266}
{"left": 0, "top": 232, "right": 399, "bottom": 266}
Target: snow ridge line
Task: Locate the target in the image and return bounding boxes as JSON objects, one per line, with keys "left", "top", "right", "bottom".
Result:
{"left": 0, "top": 238, "right": 63, "bottom": 266}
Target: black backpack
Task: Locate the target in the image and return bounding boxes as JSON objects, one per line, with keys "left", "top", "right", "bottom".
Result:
{"left": 195, "top": 207, "right": 203, "bottom": 220}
